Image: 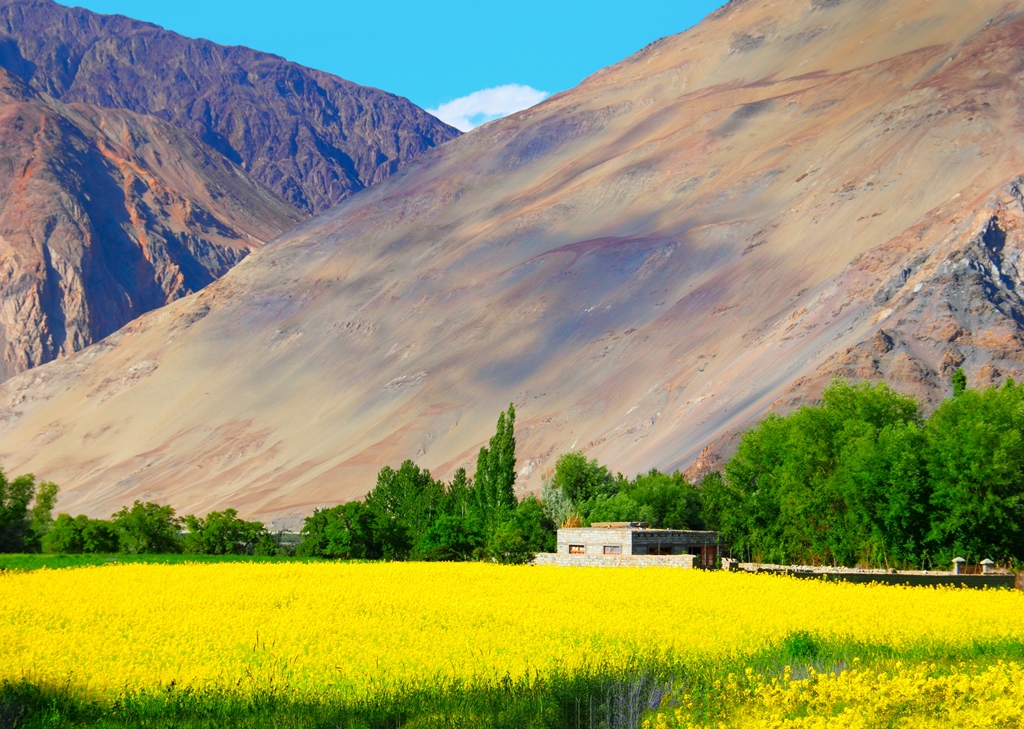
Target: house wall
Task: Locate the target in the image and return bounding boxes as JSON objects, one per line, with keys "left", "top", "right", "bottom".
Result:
{"left": 534, "top": 553, "right": 699, "bottom": 569}
{"left": 557, "top": 528, "right": 634, "bottom": 556}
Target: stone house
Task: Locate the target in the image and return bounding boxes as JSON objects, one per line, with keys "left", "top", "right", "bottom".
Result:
{"left": 556, "top": 522, "right": 720, "bottom": 566}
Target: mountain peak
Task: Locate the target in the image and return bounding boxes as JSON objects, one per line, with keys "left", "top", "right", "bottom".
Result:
{"left": 0, "top": 0, "right": 460, "bottom": 215}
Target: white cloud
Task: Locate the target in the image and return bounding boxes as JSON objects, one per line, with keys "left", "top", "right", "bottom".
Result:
{"left": 428, "top": 84, "right": 549, "bottom": 132}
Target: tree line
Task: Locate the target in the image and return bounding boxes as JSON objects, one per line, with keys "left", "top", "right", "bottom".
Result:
{"left": 701, "top": 373, "right": 1024, "bottom": 568}
{"left": 0, "top": 477, "right": 284, "bottom": 556}
{"left": 297, "top": 404, "right": 554, "bottom": 563}
{"left": 4, "top": 373, "right": 1023, "bottom": 568}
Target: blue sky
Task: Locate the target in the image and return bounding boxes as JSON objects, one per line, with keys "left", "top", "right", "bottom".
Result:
{"left": 72, "top": 0, "right": 727, "bottom": 129}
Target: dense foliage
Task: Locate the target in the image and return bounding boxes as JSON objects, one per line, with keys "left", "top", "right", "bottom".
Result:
{"left": 0, "top": 470, "right": 57, "bottom": 553}
{"left": 540, "top": 452, "right": 704, "bottom": 531}
{"left": 298, "top": 405, "right": 555, "bottom": 564}
{"left": 0, "top": 476, "right": 286, "bottom": 556}
{"left": 702, "top": 375, "right": 1024, "bottom": 567}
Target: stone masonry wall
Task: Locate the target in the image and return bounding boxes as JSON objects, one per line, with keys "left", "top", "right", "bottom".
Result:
{"left": 533, "top": 553, "right": 698, "bottom": 568}
{"left": 557, "top": 528, "right": 634, "bottom": 556}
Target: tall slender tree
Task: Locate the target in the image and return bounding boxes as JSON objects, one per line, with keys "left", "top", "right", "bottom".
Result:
{"left": 473, "top": 404, "right": 518, "bottom": 524}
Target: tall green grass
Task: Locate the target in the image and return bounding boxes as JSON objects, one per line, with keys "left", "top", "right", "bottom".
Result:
{"left": 4, "top": 634, "right": 1022, "bottom": 729}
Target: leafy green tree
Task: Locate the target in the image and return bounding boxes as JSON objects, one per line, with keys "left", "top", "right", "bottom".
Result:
{"left": 416, "top": 514, "right": 479, "bottom": 561}
{"left": 924, "top": 380, "right": 1024, "bottom": 562}
{"left": 830, "top": 419, "right": 929, "bottom": 567}
{"left": 486, "top": 523, "right": 531, "bottom": 564}
{"left": 42, "top": 514, "right": 118, "bottom": 554}
{"left": 0, "top": 470, "right": 58, "bottom": 553}
{"left": 698, "top": 471, "right": 745, "bottom": 549}
{"left": 181, "top": 509, "right": 269, "bottom": 555}
{"left": 484, "top": 496, "right": 556, "bottom": 564}
{"left": 620, "top": 470, "right": 702, "bottom": 529}
{"left": 584, "top": 491, "right": 643, "bottom": 525}
{"left": 372, "top": 516, "right": 413, "bottom": 561}
{"left": 540, "top": 476, "right": 576, "bottom": 527}
{"left": 81, "top": 516, "right": 119, "bottom": 553}
{"left": 253, "top": 532, "right": 290, "bottom": 557}
{"left": 551, "top": 451, "right": 615, "bottom": 506}
{"left": 716, "top": 380, "right": 923, "bottom": 565}
{"left": 0, "top": 470, "right": 33, "bottom": 552}
{"left": 443, "top": 468, "right": 476, "bottom": 519}
{"left": 473, "top": 404, "right": 518, "bottom": 524}
{"left": 510, "top": 495, "right": 556, "bottom": 554}
{"left": 25, "top": 480, "right": 59, "bottom": 551}
{"left": 717, "top": 412, "right": 789, "bottom": 562}
{"left": 112, "top": 501, "right": 182, "bottom": 554}
{"left": 364, "top": 461, "right": 446, "bottom": 559}
{"left": 298, "top": 501, "right": 378, "bottom": 559}
{"left": 40, "top": 513, "right": 82, "bottom": 554}
{"left": 952, "top": 368, "right": 967, "bottom": 398}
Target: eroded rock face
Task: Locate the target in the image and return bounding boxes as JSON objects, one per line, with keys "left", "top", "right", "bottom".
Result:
{"left": 0, "top": 0, "right": 459, "bottom": 380}
{"left": 0, "top": 0, "right": 460, "bottom": 215}
{"left": 801, "top": 180, "right": 1024, "bottom": 406}
{"left": 0, "top": 69, "right": 302, "bottom": 380}
{"left": 6, "top": 0, "right": 1024, "bottom": 520}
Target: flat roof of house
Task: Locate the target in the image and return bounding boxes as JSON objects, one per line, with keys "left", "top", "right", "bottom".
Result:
{"left": 589, "top": 522, "right": 648, "bottom": 528}
{"left": 560, "top": 524, "right": 718, "bottom": 536}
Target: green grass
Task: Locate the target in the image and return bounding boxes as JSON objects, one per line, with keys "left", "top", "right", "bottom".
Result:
{"left": 3, "top": 635, "right": 1023, "bottom": 729}
{"left": 0, "top": 553, "right": 325, "bottom": 572}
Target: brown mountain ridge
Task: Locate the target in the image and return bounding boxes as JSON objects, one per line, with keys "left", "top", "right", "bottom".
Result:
{"left": 0, "top": 67, "right": 303, "bottom": 381}
{"left": 3, "top": 0, "right": 1024, "bottom": 525}
{"left": 0, "top": 0, "right": 460, "bottom": 215}
{"left": 0, "top": 0, "right": 459, "bottom": 381}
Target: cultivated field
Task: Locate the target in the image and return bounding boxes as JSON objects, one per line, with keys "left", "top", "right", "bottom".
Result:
{"left": 2, "top": 563, "right": 1022, "bottom": 727}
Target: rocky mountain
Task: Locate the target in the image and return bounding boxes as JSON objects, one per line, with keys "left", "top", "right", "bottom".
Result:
{"left": 3, "top": 0, "right": 1024, "bottom": 522}
{"left": 0, "top": 67, "right": 303, "bottom": 381}
{"left": 0, "top": 0, "right": 460, "bottom": 215}
{"left": 0, "top": 0, "right": 459, "bottom": 381}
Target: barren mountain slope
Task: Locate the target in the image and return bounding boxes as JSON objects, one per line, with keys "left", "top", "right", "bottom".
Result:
{"left": 4, "top": 0, "right": 1024, "bottom": 522}
{"left": 0, "top": 0, "right": 460, "bottom": 215}
{"left": 0, "top": 69, "right": 303, "bottom": 381}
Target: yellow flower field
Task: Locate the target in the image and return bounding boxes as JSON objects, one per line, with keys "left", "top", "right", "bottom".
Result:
{"left": 646, "top": 661, "right": 1024, "bottom": 728}
{"left": 2, "top": 563, "right": 1022, "bottom": 699}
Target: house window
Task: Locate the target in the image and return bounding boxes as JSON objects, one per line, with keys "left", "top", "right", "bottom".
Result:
{"left": 603, "top": 545, "right": 622, "bottom": 555}
{"left": 649, "top": 545, "right": 672, "bottom": 555}
{"left": 569, "top": 544, "right": 585, "bottom": 554}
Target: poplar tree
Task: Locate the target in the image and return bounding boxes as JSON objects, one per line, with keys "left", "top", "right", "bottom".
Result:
{"left": 473, "top": 404, "right": 518, "bottom": 523}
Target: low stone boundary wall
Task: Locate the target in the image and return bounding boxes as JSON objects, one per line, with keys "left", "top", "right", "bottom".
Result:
{"left": 532, "top": 553, "right": 697, "bottom": 568}
{"left": 740, "top": 565, "right": 1017, "bottom": 590}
